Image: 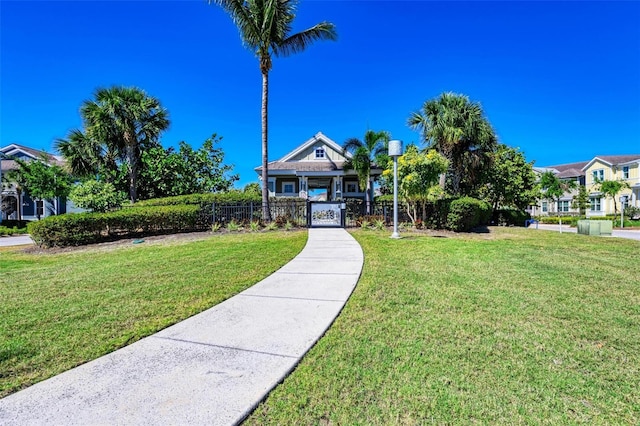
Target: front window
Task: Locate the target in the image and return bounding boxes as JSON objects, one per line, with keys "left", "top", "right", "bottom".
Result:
{"left": 542, "top": 201, "right": 548, "bottom": 213}
{"left": 623, "top": 166, "right": 629, "bottom": 179}
{"left": 267, "top": 179, "right": 275, "bottom": 194}
{"left": 282, "top": 181, "right": 295, "bottom": 194}
{"left": 346, "top": 182, "right": 358, "bottom": 193}
{"left": 558, "top": 200, "right": 570, "bottom": 212}
{"left": 590, "top": 197, "right": 601, "bottom": 212}
{"left": 592, "top": 169, "right": 604, "bottom": 183}
{"left": 315, "top": 147, "right": 325, "bottom": 159}
{"left": 36, "top": 200, "right": 44, "bottom": 217}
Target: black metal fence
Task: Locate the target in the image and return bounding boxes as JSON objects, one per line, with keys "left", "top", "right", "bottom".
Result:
{"left": 199, "top": 199, "right": 411, "bottom": 228}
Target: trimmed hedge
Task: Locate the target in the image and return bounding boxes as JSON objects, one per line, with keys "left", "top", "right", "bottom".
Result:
{"left": 447, "top": 197, "right": 491, "bottom": 232}
{"left": 492, "top": 209, "right": 531, "bottom": 227}
{"left": 28, "top": 205, "right": 206, "bottom": 247}
{"left": 0, "top": 226, "right": 28, "bottom": 236}
{"left": 132, "top": 192, "right": 261, "bottom": 207}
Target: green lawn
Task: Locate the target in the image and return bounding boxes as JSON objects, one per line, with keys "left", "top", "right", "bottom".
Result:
{"left": 0, "top": 231, "right": 307, "bottom": 398}
{"left": 246, "top": 227, "right": 640, "bottom": 424}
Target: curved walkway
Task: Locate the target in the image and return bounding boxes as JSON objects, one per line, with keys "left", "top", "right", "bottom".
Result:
{"left": 0, "top": 228, "right": 363, "bottom": 425}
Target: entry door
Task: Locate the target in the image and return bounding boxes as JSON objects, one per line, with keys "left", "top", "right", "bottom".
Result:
{"left": 309, "top": 202, "right": 345, "bottom": 228}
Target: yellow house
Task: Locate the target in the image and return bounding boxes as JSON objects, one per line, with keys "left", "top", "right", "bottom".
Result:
{"left": 582, "top": 155, "right": 640, "bottom": 216}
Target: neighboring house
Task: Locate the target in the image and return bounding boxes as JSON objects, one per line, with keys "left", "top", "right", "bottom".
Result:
{"left": 0, "top": 143, "right": 80, "bottom": 221}
{"left": 255, "top": 132, "right": 382, "bottom": 201}
{"left": 530, "top": 155, "right": 640, "bottom": 217}
{"left": 582, "top": 155, "right": 640, "bottom": 217}
{"left": 530, "top": 161, "right": 587, "bottom": 217}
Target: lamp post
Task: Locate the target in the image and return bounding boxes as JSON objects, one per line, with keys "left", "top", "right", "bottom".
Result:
{"left": 620, "top": 195, "right": 628, "bottom": 228}
{"left": 388, "top": 140, "right": 403, "bottom": 239}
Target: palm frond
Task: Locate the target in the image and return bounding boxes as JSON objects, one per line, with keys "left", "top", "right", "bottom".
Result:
{"left": 274, "top": 22, "right": 337, "bottom": 57}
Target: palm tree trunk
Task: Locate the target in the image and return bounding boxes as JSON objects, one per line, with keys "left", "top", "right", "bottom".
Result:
{"left": 126, "top": 143, "right": 137, "bottom": 204}
{"left": 261, "top": 71, "right": 271, "bottom": 222}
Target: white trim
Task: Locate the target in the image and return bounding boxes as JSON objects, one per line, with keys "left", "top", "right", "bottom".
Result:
{"left": 279, "top": 132, "right": 350, "bottom": 162}
{"left": 582, "top": 157, "right": 613, "bottom": 171}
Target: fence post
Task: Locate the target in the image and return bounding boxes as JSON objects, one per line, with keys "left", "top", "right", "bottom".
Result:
{"left": 212, "top": 202, "right": 215, "bottom": 225}
{"left": 250, "top": 202, "right": 253, "bottom": 222}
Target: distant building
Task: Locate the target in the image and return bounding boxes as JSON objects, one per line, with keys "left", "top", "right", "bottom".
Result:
{"left": 531, "top": 155, "right": 640, "bottom": 216}
{"left": 0, "top": 143, "right": 80, "bottom": 221}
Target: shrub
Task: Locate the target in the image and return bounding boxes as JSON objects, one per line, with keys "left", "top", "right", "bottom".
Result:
{"left": 492, "top": 209, "right": 531, "bottom": 227}
{"left": 133, "top": 191, "right": 261, "bottom": 207}
{"left": 446, "top": 197, "right": 491, "bottom": 232}
{"left": 69, "top": 180, "right": 126, "bottom": 212}
{"left": 625, "top": 205, "right": 640, "bottom": 220}
{"left": 28, "top": 204, "right": 205, "bottom": 247}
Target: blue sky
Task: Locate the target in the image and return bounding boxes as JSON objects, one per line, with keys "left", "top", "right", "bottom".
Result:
{"left": 2, "top": 0, "right": 639, "bottom": 187}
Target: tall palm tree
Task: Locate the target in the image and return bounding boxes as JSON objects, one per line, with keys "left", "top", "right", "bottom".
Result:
{"left": 408, "top": 92, "right": 497, "bottom": 196}
{"left": 80, "top": 87, "right": 169, "bottom": 203}
{"left": 342, "top": 130, "right": 390, "bottom": 213}
{"left": 55, "top": 129, "right": 117, "bottom": 181}
{"left": 209, "top": 0, "right": 337, "bottom": 221}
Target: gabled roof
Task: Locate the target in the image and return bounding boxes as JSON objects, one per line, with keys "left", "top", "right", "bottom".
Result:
{"left": 0, "top": 143, "right": 64, "bottom": 166}
{"left": 534, "top": 161, "right": 588, "bottom": 178}
{"left": 582, "top": 155, "right": 640, "bottom": 171}
{"left": 278, "top": 131, "right": 350, "bottom": 162}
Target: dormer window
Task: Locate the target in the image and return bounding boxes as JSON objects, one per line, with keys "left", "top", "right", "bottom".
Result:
{"left": 315, "top": 147, "right": 325, "bottom": 159}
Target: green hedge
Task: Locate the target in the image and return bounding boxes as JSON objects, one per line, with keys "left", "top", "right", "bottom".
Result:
{"left": 447, "top": 197, "right": 491, "bottom": 232}
{"left": 0, "top": 226, "right": 28, "bottom": 236}
{"left": 28, "top": 205, "right": 205, "bottom": 247}
{"left": 492, "top": 209, "right": 531, "bottom": 227}
{"left": 132, "top": 192, "right": 261, "bottom": 207}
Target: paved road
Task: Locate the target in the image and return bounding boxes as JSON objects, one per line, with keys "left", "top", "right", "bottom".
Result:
{"left": 0, "top": 228, "right": 363, "bottom": 425}
{"left": 0, "top": 235, "right": 33, "bottom": 247}
{"left": 533, "top": 223, "right": 640, "bottom": 241}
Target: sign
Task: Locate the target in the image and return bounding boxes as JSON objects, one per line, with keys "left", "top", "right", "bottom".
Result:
{"left": 310, "top": 202, "right": 342, "bottom": 227}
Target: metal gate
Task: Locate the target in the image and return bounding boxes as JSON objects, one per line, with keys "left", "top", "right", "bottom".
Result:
{"left": 308, "top": 201, "right": 345, "bottom": 228}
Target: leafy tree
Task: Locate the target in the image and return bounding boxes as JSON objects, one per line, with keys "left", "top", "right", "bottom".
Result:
{"left": 539, "top": 171, "right": 577, "bottom": 230}
{"left": 342, "top": 130, "right": 390, "bottom": 213}
{"left": 69, "top": 180, "right": 126, "bottom": 212}
{"left": 243, "top": 182, "right": 261, "bottom": 197}
{"left": 210, "top": 0, "right": 337, "bottom": 221}
{"left": 13, "top": 158, "right": 72, "bottom": 219}
{"left": 571, "top": 185, "right": 590, "bottom": 216}
{"left": 408, "top": 92, "right": 498, "bottom": 196}
{"left": 480, "top": 144, "right": 537, "bottom": 214}
{"left": 596, "top": 179, "right": 630, "bottom": 221}
{"left": 137, "top": 134, "right": 239, "bottom": 199}
{"left": 382, "top": 145, "right": 448, "bottom": 224}
{"left": 58, "top": 86, "right": 170, "bottom": 203}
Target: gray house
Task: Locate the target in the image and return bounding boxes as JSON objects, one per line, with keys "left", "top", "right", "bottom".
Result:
{"left": 255, "top": 132, "right": 382, "bottom": 201}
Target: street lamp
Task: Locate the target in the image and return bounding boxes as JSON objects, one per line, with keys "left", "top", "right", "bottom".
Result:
{"left": 388, "top": 140, "right": 403, "bottom": 239}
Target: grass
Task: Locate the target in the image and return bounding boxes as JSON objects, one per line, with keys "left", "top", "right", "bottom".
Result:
{"left": 0, "top": 231, "right": 307, "bottom": 397}
{"left": 246, "top": 227, "right": 640, "bottom": 424}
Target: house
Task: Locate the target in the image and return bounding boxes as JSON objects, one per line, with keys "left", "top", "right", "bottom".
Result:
{"left": 531, "top": 155, "right": 640, "bottom": 217}
{"left": 530, "top": 161, "right": 587, "bottom": 216}
{"left": 0, "top": 143, "right": 79, "bottom": 222}
{"left": 582, "top": 155, "right": 640, "bottom": 216}
{"left": 255, "top": 132, "right": 382, "bottom": 201}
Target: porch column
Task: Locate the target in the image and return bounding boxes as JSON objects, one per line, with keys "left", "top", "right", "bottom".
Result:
{"left": 298, "top": 176, "right": 308, "bottom": 199}
{"left": 334, "top": 176, "right": 343, "bottom": 201}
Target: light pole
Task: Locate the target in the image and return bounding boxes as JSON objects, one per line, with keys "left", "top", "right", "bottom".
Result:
{"left": 620, "top": 195, "right": 628, "bottom": 228}
{"left": 388, "top": 140, "right": 403, "bottom": 239}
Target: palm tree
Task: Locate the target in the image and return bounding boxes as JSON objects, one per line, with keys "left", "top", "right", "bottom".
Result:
{"left": 55, "top": 129, "right": 117, "bottom": 181}
{"left": 342, "top": 130, "right": 390, "bottom": 214}
{"left": 80, "top": 87, "right": 169, "bottom": 203}
{"left": 209, "top": 0, "right": 337, "bottom": 221}
{"left": 408, "top": 92, "right": 497, "bottom": 196}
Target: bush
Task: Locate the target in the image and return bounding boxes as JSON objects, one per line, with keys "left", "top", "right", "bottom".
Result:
{"left": 624, "top": 205, "right": 640, "bottom": 220}
{"left": 0, "top": 226, "right": 28, "bottom": 236}
{"left": 28, "top": 204, "right": 206, "bottom": 247}
{"left": 446, "top": 197, "right": 491, "bottom": 232}
{"left": 492, "top": 209, "right": 531, "bottom": 227}
{"left": 69, "top": 180, "right": 126, "bottom": 212}
{"left": 133, "top": 191, "right": 261, "bottom": 207}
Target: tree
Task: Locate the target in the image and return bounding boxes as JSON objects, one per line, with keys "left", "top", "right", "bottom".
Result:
{"left": 56, "top": 128, "right": 119, "bottom": 182}
{"left": 539, "top": 171, "right": 577, "bottom": 231}
{"left": 14, "top": 157, "right": 72, "bottom": 219}
{"left": 596, "top": 179, "right": 630, "bottom": 221}
{"left": 408, "top": 92, "right": 498, "bottom": 196}
{"left": 480, "top": 144, "right": 537, "bottom": 214}
{"left": 69, "top": 180, "right": 126, "bottom": 212}
{"left": 382, "top": 145, "right": 448, "bottom": 224}
{"left": 210, "top": 0, "right": 337, "bottom": 220}
{"left": 572, "top": 185, "right": 590, "bottom": 216}
{"left": 136, "top": 134, "right": 239, "bottom": 199}
{"left": 72, "top": 86, "right": 169, "bottom": 203}
{"left": 342, "top": 130, "right": 390, "bottom": 213}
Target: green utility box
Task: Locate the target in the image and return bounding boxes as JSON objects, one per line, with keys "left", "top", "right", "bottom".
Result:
{"left": 577, "top": 220, "right": 613, "bottom": 236}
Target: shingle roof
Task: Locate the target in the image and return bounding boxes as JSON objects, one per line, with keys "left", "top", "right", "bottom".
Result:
{"left": 1, "top": 143, "right": 64, "bottom": 167}
{"left": 592, "top": 155, "right": 640, "bottom": 165}
{"left": 256, "top": 160, "right": 347, "bottom": 172}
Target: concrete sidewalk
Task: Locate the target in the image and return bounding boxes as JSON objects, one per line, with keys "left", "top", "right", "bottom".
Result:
{"left": 0, "top": 228, "right": 363, "bottom": 425}
{"left": 532, "top": 223, "right": 640, "bottom": 241}
{"left": 0, "top": 235, "right": 33, "bottom": 247}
